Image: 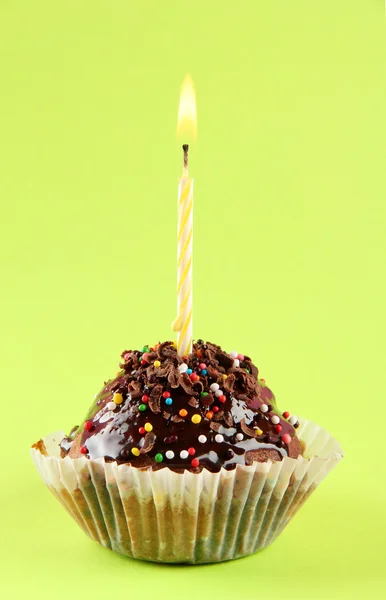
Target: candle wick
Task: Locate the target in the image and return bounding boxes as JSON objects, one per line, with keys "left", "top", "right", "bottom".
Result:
{"left": 182, "top": 144, "right": 189, "bottom": 177}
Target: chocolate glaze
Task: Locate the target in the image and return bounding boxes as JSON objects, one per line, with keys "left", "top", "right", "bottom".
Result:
{"left": 61, "top": 341, "right": 302, "bottom": 472}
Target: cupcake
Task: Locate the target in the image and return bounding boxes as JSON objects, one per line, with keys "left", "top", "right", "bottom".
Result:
{"left": 31, "top": 340, "right": 342, "bottom": 563}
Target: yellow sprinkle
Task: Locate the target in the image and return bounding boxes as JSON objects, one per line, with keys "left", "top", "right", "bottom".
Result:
{"left": 131, "top": 447, "right": 140, "bottom": 456}
{"left": 222, "top": 374, "right": 227, "bottom": 380}
{"left": 113, "top": 392, "right": 123, "bottom": 405}
{"left": 256, "top": 428, "right": 263, "bottom": 436}
{"left": 154, "top": 360, "right": 161, "bottom": 368}
{"left": 191, "top": 414, "right": 202, "bottom": 424}
{"left": 144, "top": 422, "right": 153, "bottom": 432}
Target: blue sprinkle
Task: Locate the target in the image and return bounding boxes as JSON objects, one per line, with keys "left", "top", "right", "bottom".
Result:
{"left": 201, "top": 369, "right": 208, "bottom": 376}
{"left": 187, "top": 369, "right": 193, "bottom": 375}
{"left": 165, "top": 398, "right": 173, "bottom": 406}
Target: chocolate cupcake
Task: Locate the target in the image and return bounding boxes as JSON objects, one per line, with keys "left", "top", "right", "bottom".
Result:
{"left": 31, "top": 340, "right": 342, "bottom": 563}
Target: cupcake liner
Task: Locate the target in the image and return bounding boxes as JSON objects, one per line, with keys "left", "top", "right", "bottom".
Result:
{"left": 31, "top": 418, "right": 343, "bottom": 564}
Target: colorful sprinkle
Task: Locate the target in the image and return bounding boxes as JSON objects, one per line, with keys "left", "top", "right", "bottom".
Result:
{"left": 139, "top": 426, "right": 146, "bottom": 434}
{"left": 155, "top": 453, "right": 163, "bottom": 463}
{"left": 214, "top": 389, "right": 223, "bottom": 397}
{"left": 178, "top": 363, "right": 188, "bottom": 373}
{"left": 260, "top": 403, "right": 269, "bottom": 413}
{"left": 144, "top": 422, "right": 153, "bottom": 432}
{"left": 237, "top": 354, "right": 244, "bottom": 361}
{"left": 191, "top": 458, "right": 200, "bottom": 468}
{"left": 84, "top": 420, "right": 93, "bottom": 431}
{"left": 222, "top": 374, "right": 228, "bottom": 380}
{"left": 283, "top": 411, "right": 290, "bottom": 419}
{"left": 138, "top": 404, "right": 147, "bottom": 412}
{"left": 210, "top": 383, "right": 220, "bottom": 392}
{"left": 256, "top": 428, "right": 263, "bottom": 436}
{"left": 206, "top": 411, "right": 214, "bottom": 419}
{"left": 179, "top": 408, "right": 188, "bottom": 418}
{"left": 215, "top": 434, "right": 224, "bottom": 443}
{"left": 106, "top": 401, "right": 116, "bottom": 411}
{"left": 165, "top": 397, "right": 173, "bottom": 406}
{"left": 190, "top": 372, "right": 199, "bottom": 382}
{"left": 212, "top": 406, "right": 220, "bottom": 413}
{"left": 271, "top": 415, "right": 280, "bottom": 425}
{"left": 141, "top": 345, "right": 150, "bottom": 353}
{"left": 188, "top": 447, "right": 196, "bottom": 456}
{"left": 288, "top": 415, "right": 298, "bottom": 425}
{"left": 229, "top": 351, "right": 238, "bottom": 358}
{"left": 80, "top": 445, "right": 88, "bottom": 454}
{"left": 141, "top": 360, "right": 147, "bottom": 366}
{"left": 162, "top": 391, "right": 171, "bottom": 399}
{"left": 233, "top": 359, "right": 240, "bottom": 368}
{"left": 131, "top": 447, "right": 140, "bottom": 456}
{"left": 180, "top": 450, "right": 189, "bottom": 459}
{"left": 201, "top": 391, "right": 208, "bottom": 397}
{"left": 201, "top": 369, "right": 208, "bottom": 376}
{"left": 196, "top": 349, "right": 203, "bottom": 358}
{"left": 186, "top": 368, "right": 193, "bottom": 375}
{"left": 113, "top": 392, "right": 124, "bottom": 405}
{"left": 154, "top": 360, "right": 161, "bottom": 368}
{"left": 142, "top": 394, "right": 149, "bottom": 403}
{"left": 236, "top": 433, "right": 244, "bottom": 442}
{"left": 199, "top": 363, "right": 207, "bottom": 370}
{"left": 218, "top": 394, "right": 226, "bottom": 403}
{"left": 282, "top": 434, "right": 292, "bottom": 444}
{"left": 191, "top": 414, "right": 202, "bottom": 424}
{"left": 142, "top": 352, "right": 150, "bottom": 362}
{"left": 275, "top": 424, "right": 283, "bottom": 433}
{"left": 165, "top": 450, "right": 175, "bottom": 459}
{"left": 198, "top": 435, "right": 207, "bottom": 443}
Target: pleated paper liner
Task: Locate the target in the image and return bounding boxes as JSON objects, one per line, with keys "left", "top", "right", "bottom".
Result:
{"left": 31, "top": 418, "right": 343, "bottom": 564}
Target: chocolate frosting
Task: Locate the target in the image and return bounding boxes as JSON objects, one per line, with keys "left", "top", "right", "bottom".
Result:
{"left": 61, "top": 341, "right": 302, "bottom": 472}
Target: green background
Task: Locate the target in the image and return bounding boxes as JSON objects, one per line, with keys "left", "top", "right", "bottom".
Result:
{"left": 0, "top": 0, "right": 384, "bottom": 598}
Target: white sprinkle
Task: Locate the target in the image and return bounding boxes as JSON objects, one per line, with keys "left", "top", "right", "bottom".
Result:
{"left": 215, "top": 434, "right": 224, "bottom": 443}
{"left": 271, "top": 415, "right": 280, "bottom": 425}
{"left": 235, "top": 433, "right": 244, "bottom": 442}
{"left": 106, "top": 402, "right": 116, "bottom": 411}
{"left": 99, "top": 411, "right": 113, "bottom": 423}
{"left": 180, "top": 450, "right": 189, "bottom": 459}
{"left": 198, "top": 435, "right": 207, "bottom": 444}
{"left": 233, "top": 358, "right": 240, "bottom": 368}
{"left": 210, "top": 383, "right": 220, "bottom": 392}
{"left": 260, "top": 403, "right": 269, "bottom": 413}
{"left": 165, "top": 450, "right": 175, "bottom": 459}
{"left": 289, "top": 415, "right": 298, "bottom": 425}
{"left": 229, "top": 351, "right": 238, "bottom": 358}
{"left": 214, "top": 389, "right": 223, "bottom": 397}
{"left": 178, "top": 363, "right": 188, "bottom": 373}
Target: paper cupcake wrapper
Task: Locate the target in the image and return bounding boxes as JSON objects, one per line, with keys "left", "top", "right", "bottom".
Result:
{"left": 31, "top": 418, "right": 343, "bottom": 563}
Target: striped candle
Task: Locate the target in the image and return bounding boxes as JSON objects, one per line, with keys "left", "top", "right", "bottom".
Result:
{"left": 173, "top": 145, "right": 193, "bottom": 356}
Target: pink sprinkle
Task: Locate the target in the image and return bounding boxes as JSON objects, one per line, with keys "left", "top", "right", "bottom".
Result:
{"left": 199, "top": 363, "right": 207, "bottom": 370}
{"left": 237, "top": 354, "right": 244, "bottom": 361}
{"left": 123, "top": 352, "right": 130, "bottom": 361}
{"left": 142, "top": 352, "right": 150, "bottom": 361}
{"left": 282, "top": 434, "right": 291, "bottom": 444}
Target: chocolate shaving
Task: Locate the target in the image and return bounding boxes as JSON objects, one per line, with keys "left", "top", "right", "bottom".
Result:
{"left": 188, "top": 397, "right": 198, "bottom": 407}
{"left": 178, "top": 372, "right": 196, "bottom": 395}
{"left": 213, "top": 410, "right": 224, "bottom": 421}
{"left": 223, "top": 374, "right": 235, "bottom": 393}
{"left": 140, "top": 432, "right": 155, "bottom": 454}
{"left": 223, "top": 413, "right": 234, "bottom": 428}
{"left": 172, "top": 415, "right": 184, "bottom": 423}
{"left": 192, "top": 380, "right": 204, "bottom": 395}
{"left": 168, "top": 368, "right": 180, "bottom": 388}
{"left": 240, "top": 418, "right": 257, "bottom": 438}
{"left": 149, "top": 384, "right": 162, "bottom": 413}
{"left": 209, "top": 422, "right": 221, "bottom": 432}
{"left": 163, "top": 411, "right": 171, "bottom": 420}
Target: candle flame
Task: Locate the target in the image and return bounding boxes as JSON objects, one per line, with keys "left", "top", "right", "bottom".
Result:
{"left": 177, "top": 75, "right": 197, "bottom": 139}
